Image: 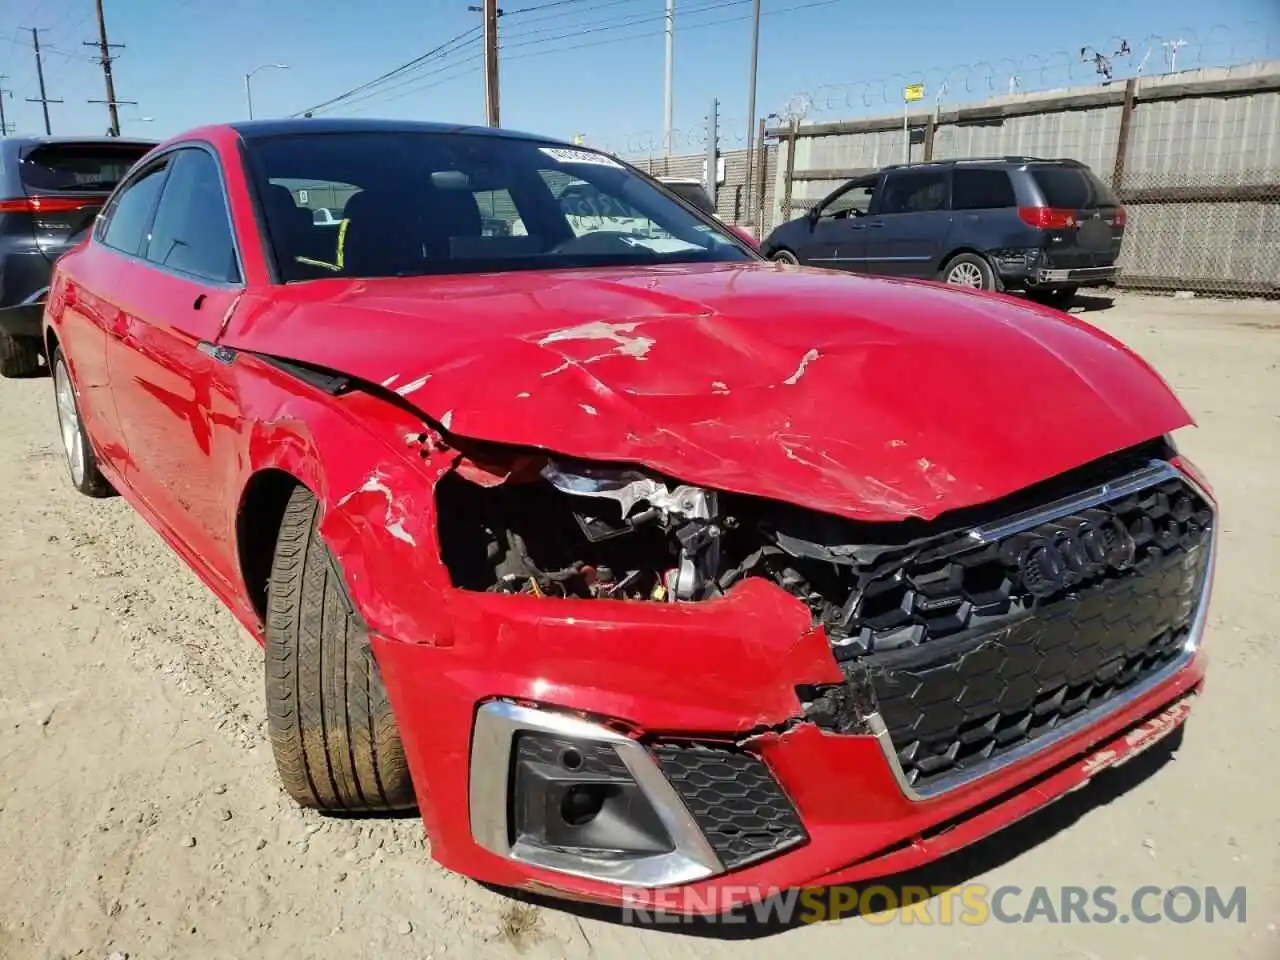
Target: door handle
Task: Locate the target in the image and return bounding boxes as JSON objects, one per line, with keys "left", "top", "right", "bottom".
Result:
{"left": 866, "top": 222, "right": 885, "bottom": 229}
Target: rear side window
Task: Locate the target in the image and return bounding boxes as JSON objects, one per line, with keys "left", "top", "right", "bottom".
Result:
{"left": 951, "top": 169, "right": 1017, "bottom": 210}
{"left": 877, "top": 169, "right": 948, "bottom": 215}
{"left": 100, "top": 160, "right": 170, "bottom": 256}
{"left": 20, "top": 143, "right": 150, "bottom": 193}
{"left": 1030, "top": 166, "right": 1118, "bottom": 209}
{"left": 145, "top": 149, "right": 240, "bottom": 283}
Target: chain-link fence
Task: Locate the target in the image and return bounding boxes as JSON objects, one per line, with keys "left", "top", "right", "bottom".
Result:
{"left": 1116, "top": 168, "right": 1280, "bottom": 297}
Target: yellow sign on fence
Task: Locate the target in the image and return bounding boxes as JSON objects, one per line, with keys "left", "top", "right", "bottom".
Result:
{"left": 903, "top": 82, "right": 926, "bottom": 103}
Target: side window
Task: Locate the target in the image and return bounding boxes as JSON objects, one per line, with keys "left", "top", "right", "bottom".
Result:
{"left": 146, "top": 149, "right": 241, "bottom": 283}
{"left": 99, "top": 160, "right": 170, "bottom": 256}
{"left": 952, "top": 169, "right": 1017, "bottom": 210}
{"left": 876, "top": 170, "right": 949, "bottom": 215}
{"left": 820, "top": 179, "right": 876, "bottom": 219}
{"left": 473, "top": 188, "right": 519, "bottom": 237}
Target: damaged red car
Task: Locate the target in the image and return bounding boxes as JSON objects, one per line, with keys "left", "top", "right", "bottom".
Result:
{"left": 44, "top": 119, "right": 1216, "bottom": 911}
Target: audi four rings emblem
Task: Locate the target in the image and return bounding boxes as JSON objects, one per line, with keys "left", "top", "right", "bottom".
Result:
{"left": 1018, "top": 518, "right": 1138, "bottom": 598}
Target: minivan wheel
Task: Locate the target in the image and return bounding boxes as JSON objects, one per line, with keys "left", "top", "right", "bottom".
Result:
{"left": 941, "top": 254, "right": 995, "bottom": 290}
{"left": 770, "top": 249, "right": 801, "bottom": 265}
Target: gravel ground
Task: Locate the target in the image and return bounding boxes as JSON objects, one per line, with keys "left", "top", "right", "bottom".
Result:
{"left": 0, "top": 292, "right": 1276, "bottom": 959}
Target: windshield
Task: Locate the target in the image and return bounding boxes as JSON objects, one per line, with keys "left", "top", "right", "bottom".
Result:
{"left": 246, "top": 132, "right": 753, "bottom": 282}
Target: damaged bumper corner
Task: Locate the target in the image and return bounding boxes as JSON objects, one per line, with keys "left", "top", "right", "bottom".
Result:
{"left": 367, "top": 567, "right": 1210, "bottom": 911}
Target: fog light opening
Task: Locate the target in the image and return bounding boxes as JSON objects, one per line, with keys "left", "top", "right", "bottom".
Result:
{"left": 560, "top": 784, "right": 608, "bottom": 826}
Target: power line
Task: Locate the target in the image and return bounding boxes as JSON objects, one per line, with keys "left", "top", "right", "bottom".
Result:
{"left": 294, "top": 25, "right": 482, "bottom": 116}
{"left": 502, "top": 0, "right": 645, "bottom": 26}
{"left": 344, "top": 60, "right": 486, "bottom": 117}
{"left": 305, "top": 38, "right": 483, "bottom": 115}
{"left": 501, "top": 0, "right": 747, "bottom": 43}
{"left": 502, "top": 0, "right": 841, "bottom": 63}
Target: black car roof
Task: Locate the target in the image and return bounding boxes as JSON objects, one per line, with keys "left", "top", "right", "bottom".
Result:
{"left": 229, "top": 116, "right": 571, "bottom": 146}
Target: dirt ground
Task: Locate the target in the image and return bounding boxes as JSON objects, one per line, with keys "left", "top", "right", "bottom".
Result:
{"left": 0, "top": 292, "right": 1276, "bottom": 960}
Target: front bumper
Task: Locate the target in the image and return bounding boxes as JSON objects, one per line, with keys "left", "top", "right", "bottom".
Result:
{"left": 370, "top": 459, "right": 1215, "bottom": 912}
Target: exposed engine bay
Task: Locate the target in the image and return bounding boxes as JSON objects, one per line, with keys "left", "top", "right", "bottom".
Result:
{"left": 436, "top": 440, "right": 1196, "bottom": 658}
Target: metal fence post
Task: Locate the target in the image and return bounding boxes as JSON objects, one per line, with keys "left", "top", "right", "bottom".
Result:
{"left": 781, "top": 119, "right": 798, "bottom": 222}
{"left": 1112, "top": 76, "right": 1138, "bottom": 189}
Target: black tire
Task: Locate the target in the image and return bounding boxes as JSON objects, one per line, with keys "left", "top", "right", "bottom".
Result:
{"left": 51, "top": 347, "right": 113, "bottom": 497}
{"left": 940, "top": 253, "right": 996, "bottom": 291}
{"left": 770, "top": 248, "right": 801, "bottom": 265}
{"left": 1, "top": 332, "right": 43, "bottom": 378}
{"left": 265, "top": 484, "right": 416, "bottom": 813}
{"left": 1025, "top": 286, "right": 1078, "bottom": 310}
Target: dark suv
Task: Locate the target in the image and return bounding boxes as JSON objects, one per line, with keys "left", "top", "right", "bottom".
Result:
{"left": 0, "top": 137, "right": 155, "bottom": 375}
{"left": 761, "top": 157, "right": 1125, "bottom": 307}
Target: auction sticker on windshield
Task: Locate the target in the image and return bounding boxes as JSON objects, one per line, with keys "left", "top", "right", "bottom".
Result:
{"left": 540, "top": 147, "right": 622, "bottom": 167}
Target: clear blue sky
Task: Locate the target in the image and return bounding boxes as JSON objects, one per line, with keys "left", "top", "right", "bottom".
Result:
{"left": 1, "top": 0, "right": 1277, "bottom": 152}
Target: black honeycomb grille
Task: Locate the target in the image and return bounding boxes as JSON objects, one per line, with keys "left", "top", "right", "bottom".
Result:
{"left": 650, "top": 743, "right": 807, "bottom": 869}
{"left": 858, "top": 504, "right": 1211, "bottom": 791}
{"left": 835, "top": 476, "right": 1213, "bottom": 658}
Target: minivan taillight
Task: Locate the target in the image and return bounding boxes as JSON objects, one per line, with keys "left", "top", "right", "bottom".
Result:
{"left": 1114, "top": 206, "right": 1127, "bottom": 228}
{"left": 0, "top": 196, "right": 94, "bottom": 214}
{"left": 1018, "top": 207, "right": 1078, "bottom": 229}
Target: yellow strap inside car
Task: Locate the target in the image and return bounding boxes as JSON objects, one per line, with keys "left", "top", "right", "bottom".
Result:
{"left": 294, "top": 217, "right": 350, "bottom": 273}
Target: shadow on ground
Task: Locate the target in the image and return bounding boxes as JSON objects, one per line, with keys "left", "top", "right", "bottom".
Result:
{"left": 491, "top": 726, "right": 1185, "bottom": 940}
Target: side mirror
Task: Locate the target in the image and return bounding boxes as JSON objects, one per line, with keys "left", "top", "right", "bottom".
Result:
{"left": 805, "top": 206, "right": 821, "bottom": 225}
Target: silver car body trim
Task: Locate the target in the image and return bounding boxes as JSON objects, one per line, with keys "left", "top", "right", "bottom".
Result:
{"left": 868, "top": 459, "right": 1216, "bottom": 801}
{"left": 469, "top": 700, "right": 724, "bottom": 887}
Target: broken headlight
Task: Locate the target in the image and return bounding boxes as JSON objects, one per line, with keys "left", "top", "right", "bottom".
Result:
{"left": 437, "top": 456, "right": 728, "bottom": 602}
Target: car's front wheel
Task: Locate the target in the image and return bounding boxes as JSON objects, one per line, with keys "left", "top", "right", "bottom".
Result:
{"left": 940, "top": 253, "right": 996, "bottom": 291}
{"left": 770, "top": 248, "right": 801, "bottom": 265}
{"left": 51, "top": 347, "right": 113, "bottom": 497}
{"left": 265, "top": 485, "right": 416, "bottom": 813}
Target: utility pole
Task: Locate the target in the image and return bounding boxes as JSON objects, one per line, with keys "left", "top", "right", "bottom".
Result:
{"left": 468, "top": 1, "right": 502, "bottom": 126}
{"left": 663, "top": 0, "right": 674, "bottom": 155}
{"left": 742, "top": 0, "right": 761, "bottom": 224}
{"left": 25, "top": 28, "right": 63, "bottom": 135}
{"left": 85, "top": 0, "right": 126, "bottom": 136}
{"left": 0, "top": 77, "right": 13, "bottom": 137}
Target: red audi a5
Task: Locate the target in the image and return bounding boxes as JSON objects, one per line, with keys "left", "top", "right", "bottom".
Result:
{"left": 44, "top": 118, "right": 1215, "bottom": 912}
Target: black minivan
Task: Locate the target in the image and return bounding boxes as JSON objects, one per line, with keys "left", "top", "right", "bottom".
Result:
{"left": 0, "top": 137, "right": 155, "bottom": 375}
{"left": 761, "top": 157, "right": 1126, "bottom": 308}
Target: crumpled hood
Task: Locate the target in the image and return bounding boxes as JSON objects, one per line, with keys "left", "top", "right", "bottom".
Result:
{"left": 225, "top": 263, "right": 1192, "bottom": 521}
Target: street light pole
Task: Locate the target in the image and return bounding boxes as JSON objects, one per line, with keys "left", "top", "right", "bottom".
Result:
{"left": 244, "top": 63, "right": 288, "bottom": 120}
{"left": 742, "top": 0, "right": 761, "bottom": 225}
